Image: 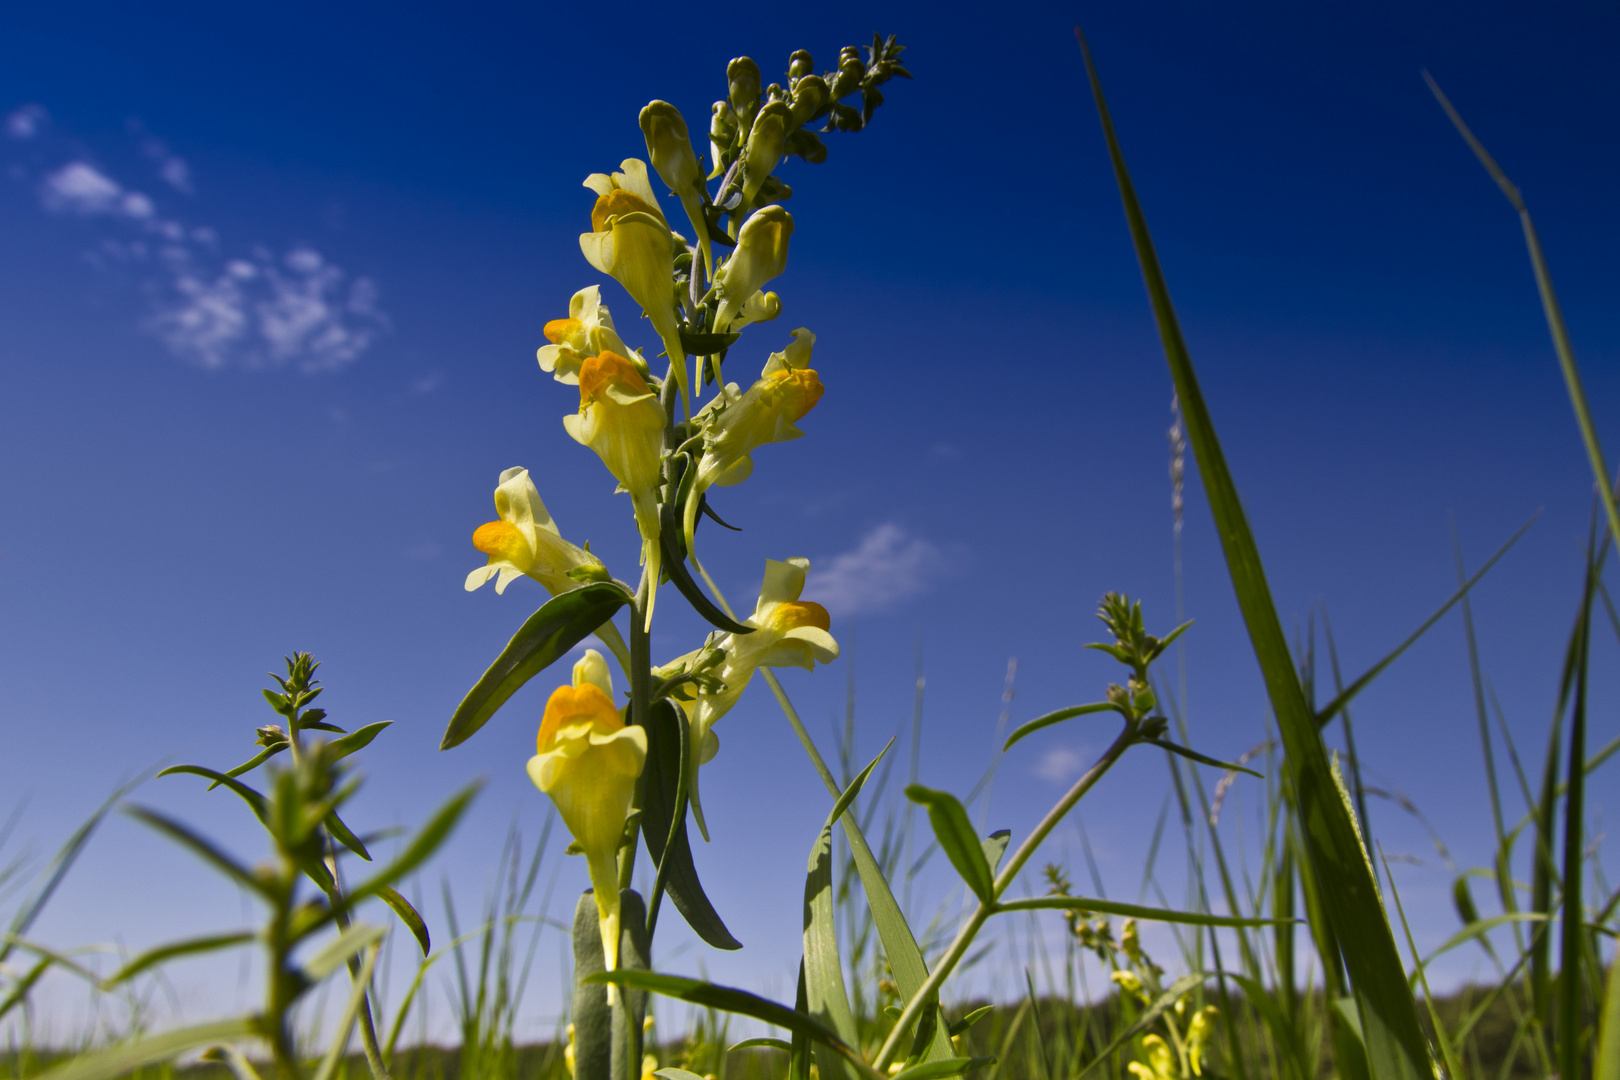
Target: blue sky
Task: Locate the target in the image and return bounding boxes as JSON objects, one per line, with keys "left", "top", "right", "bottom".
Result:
{"left": 2, "top": 0, "right": 1617, "bottom": 1041}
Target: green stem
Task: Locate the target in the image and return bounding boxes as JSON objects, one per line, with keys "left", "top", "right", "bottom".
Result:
{"left": 624, "top": 575, "right": 652, "bottom": 893}
{"left": 871, "top": 723, "right": 1138, "bottom": 1072}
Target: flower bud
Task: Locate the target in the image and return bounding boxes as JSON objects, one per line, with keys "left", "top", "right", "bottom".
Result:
{"left": 639, "top": 101, "right": 704, "bottom": 197}
{"left": 831, "top": 48, "right": 864, "bottom": 98}
{"left": 789, "top": 75, "right": 828, "bottom": 128}
{"left": 788, "top": 49, "right": 813, "bottom": 82}
{"left": 714, "top": 206, "right": 793, "bottom": 330}
{"left": 708, "top": 101, "right": 737, "bottom": 178}
{"left": 741, "top": 101, "right": 792, "bottom": 206}
{"left": 727, "top": 56, "right": 761, "bottom": 128}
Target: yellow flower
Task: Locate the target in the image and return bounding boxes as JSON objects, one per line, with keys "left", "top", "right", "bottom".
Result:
{"left": 739, "top": 101, "right": 791, "bottom": 211}
{"left": 1111, "top": 969, "right": 1149, "bottom": 1004}
{"left": 1185, "top": 1006, "right": 1217, "bottom": 1077}
{"left": 683, "top": 330, "right": 822, "bottom": 552}
{"left": 564, "top": 351, "right": 666, "bottom": 626}
{"left": 537, "top": 286, "right": 633, "bottom": 385}
{"left": 662, "top": 558, "right": 838, "bottom": 838}
{"left": 639, "top": 100, "right": 711, "bottom": 278}
{"left": 1121, "top": 917, "right": 1141, "bottom": 960}
{"left": 527, "top": 651, "right": 647, "bottom": 977}
{"left": 713, "top": 206, "right": 792, "bottom": 332}
{"left": 464, "top": 467, "right": 630, "bottom": 672}
{"left": 579, "top": 159, "right": 691, "bottom": 414}
{"left": 1126, "top": 1035, "right": 1174, "bottom": 1080}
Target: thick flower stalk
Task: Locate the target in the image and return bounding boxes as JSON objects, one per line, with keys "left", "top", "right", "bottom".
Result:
{"left": 564, "top": 352, "right": 665, "bottom": 628}
{"left": 537, "top": 285, "right": 633, "bottom": 385}
{"left": 527, "top": 651, "right": 647, "bottom": 976}
{"left": 660, "top": 557, "right": 838, "bottom": 838}
{"left": 713, "top": 205, "right": 793, "bottom": 332}
{"left": 683, "top": 329, "right": 823, "bottom": 554}
{"left": 464, "top": 467, "right": 630, "bottom": 671}
{"left": 579, "top": 159, "right": 692, "bottom": 414}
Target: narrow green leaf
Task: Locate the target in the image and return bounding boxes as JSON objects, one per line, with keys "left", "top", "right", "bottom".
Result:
{"left": 905, "top": 785, "right": 994, "bottom": 903}
{"left": 442, "top": 583, "right": 628, "bottom": 749}
{"left": 156, "top": 766, "right": 269, "bottom": 824}
{"left": 1075, "top": 25, "right": 1433, "bottom": 1080}
{"left": 123, "top": 807, "right": 271, "bottom": 898}
{"left": 1415, "top": 912, "right": 1548, "bottom": 975}
{"left": 586, "top": 971, "right": 864, "bottom": 1067}
{"left": 1002, "top": 703, "right": 1116, "bottom": 752}
{"left": 678, "top": 329, "right": 741, "bottom": 354}
{"left": 376, "top": 886, "right": 430, "bottom": 956}
{"left": 727, "top": 1040, "right": 793, "bottom": 1055}
{"left": 1597, "top": 946, "right": 1620, "bottom": 1080}
{"left": 1077, "top": 973, "right": 1206, "bottom": 1077}
{"left": 947, "top": 1005, "right": 994, "bottom": 1039}
{"left": 891, "top": 1058, "right": 995, "bottom": 1080}
{"left": 1145, "top": 739, "right": 1263, "bottom": 778}
{"left": 572, "top": 892, "right": 611, "bottom": 1080}
{"left": 1315, "top": 513, "right": 1536, "bottom": 727}
{"left": 324, "top": 721, "right": 392, "bottom": 762}
{"left": 344, "top": 782, "right": 480, "bottom": 911}
{"left": 29, "top": 1018, "right": 261, "bottom": 1080}
{"left": 980, "top": 831, "right": 1011, "bottom": 876}
{"left": 640, "top": 701, "right": 741, "bottom": 949}
{"left": 1229, "top": 974, "right": 1311, "bottom": 1080}
{"left": 301, "top": 922, "right": 385, "bottom": 982}
{"left": 995, "top": 895, "right": 1286, "bottom": 928}
{"left": 805, "top": 744, "right": 893, "bottom": 1080}
{"left": 0, "top": 958, "right": 50, "bottom": 1024}
{"left": 215, "top": 744, "right": 285, "bottom": 783}
{"left": 321, "top": 809, "right": 371, "bottom": 861}
{"left": 311, "top": 940, "right": 381, "bottom": 1080}
{"left": 656, "top": 1070, "right": 710, "bottom": 1080}
{"left": 103, "top": 931, "right": 255, "bottom": 987}
{"left": 659, "top": 504, "right": 755, "bottom": 635}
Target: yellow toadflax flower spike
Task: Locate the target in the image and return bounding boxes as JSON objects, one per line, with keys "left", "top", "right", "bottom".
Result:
{"left": 537, "top": 286, "right": 633, "bottom": 385}
{"left": 527, "top": 651, "right": 647, "bottom": 979}
{"left": 579, "top": 159, "right": 691, "bottom": 417}
{"left": 563, "top": 352, "right": 665, "bottom": 629}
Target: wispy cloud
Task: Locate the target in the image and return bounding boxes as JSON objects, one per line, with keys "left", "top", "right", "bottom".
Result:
{"left": 800, "top": 523, "right": 962, "bottom": 618}
{"left": 1034, "top": 746, "right": 1086, "bottom": 783}
{"left": 6, "top": 106, "right": 387, "bottom": 372}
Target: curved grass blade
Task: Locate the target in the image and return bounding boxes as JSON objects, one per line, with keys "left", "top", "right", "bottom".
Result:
{"left": 1414, "top": 912, "right": 1549, "bottom": 976}
{"left": 1315, "top": 513, "right": 1536, "bottom": 727}
{"left": 103, "top": 931, "right": 255, "bottom": 987}
{"left": 301, "top": 922, "right": 385, "bottom": 982}
{"left": 123, "top": 806, "right": 271, "bottom": 898}
{"left": 442, "top": 583, "right": 628, "bottom": 749}
{"left": 1074, "top": 25, "right": 1433, "bottom": 1079}
{"left": 905, "top": 785, "right": 993, "bottom": 903}
{"left": 585, "top": 971, "right": 865, "bottom": 1070}
{"left": 1002, "top": 703, "right": 1115, "bottom": 752}
{"left": 995, "top": 895, "right": 1287, "bottom": 928}
{"left": 156, "top": 766, "right": 269, "bottom": 824}
{"left": 376, "top": 886, "right": 430, "bottom": 956}
{"left": 728, "top": 1039, "right": 793, "bottom": 1054}
{"left": 1229, "top": 973, "right": 1311, "bottom": 1080}
{"left": 640, "top": 701, "right": 740, "bottom": 949}
{"left": 29, "top": 1018, "right": 261, "bottom": 1080}
{"left": 891, "top": 1058, "right": 996, "bottom": 1080}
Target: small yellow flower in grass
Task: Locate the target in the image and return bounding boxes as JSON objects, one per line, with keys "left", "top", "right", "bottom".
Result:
{"left": 1121, "top": 917, "right": 1141, "bottom": 961}
{"left": 713, "top": 206, "right": 792, "bottom": 332}
{"left": 1126, "top": 1035, "right": 1174, "bottom": 1080}
{"left": 564, "top": 351, "right": 665, "bottom": 628}
{"left": 1185, "top": 1005, "right": 1217, "bottom": 1077}
{"left": 1110, "top": 969, "right": 1149, "bottom": 1005}
{"left": 527, "top": 650, "right": 647, "bottom": 977}
{"left": 663, "top": 557, "right": 838, "bottom": 839}
{"left": 538, "top": 286, "right": 633, "bottom": 385}
{"left": 579, "top": 159, "right": 691, "bottom": 413}
{"left": 684, "top": 330, "right": 822, "bottom": 552}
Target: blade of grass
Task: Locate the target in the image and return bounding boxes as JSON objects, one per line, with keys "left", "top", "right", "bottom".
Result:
{"left": 1075, "top": 24, "right": 1433, "bottom": 1080}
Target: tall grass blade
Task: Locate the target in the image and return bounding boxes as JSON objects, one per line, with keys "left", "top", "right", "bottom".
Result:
{"left": 29, "top": 1018, "right": 260, "bottom": 1080}
{"left": 1424, "top": 72, "right": 1620, "bottom": 549}
{"left": 1074, "top": 24, "right": 1433, "bottom": 1080}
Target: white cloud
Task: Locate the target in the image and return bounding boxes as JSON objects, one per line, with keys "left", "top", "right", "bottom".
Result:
{"left": 12, "top": 124, "right": 387, "bottom": 372}
{"left": 799, "top": 523, "right": 961, "bottom": 617}
{"left": 7, "top": 104, "right": 48, "bottom": 139}
{"left": 1034, "top": 746, "right": 1085, "bottom": 783}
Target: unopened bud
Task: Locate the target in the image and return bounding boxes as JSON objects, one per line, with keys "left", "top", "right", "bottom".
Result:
{"left": 709, "top": 101, "right": 738, "bottom": 178}
{"left": 741, "top": 101, "right": 792, "bottom": 205}
{"left": 788, "top": 49, "right": 813, "bottom": 82}
{"left": 727, "top": 56, "right": 761, "bottom": 125}
{"left": 789, "top": 75, "right": 828, "bottom": 128}
{"left": 639, "top": 101, "right": 704, "bottom": 197}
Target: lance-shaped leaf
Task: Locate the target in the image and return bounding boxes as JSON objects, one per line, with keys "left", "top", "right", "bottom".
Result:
{"left": 805, "top": 742, "right": 892, "bottom": 1080}
{"left": 1076, "top": 24, "right": 1434, "bottom": 1080}
{"left": 27, "top": 1018, "right": 262, "bottom": 1080}
{"left": 891, "top": 1059, "right": 997, "bottom": 1080}
{"left": 1145, "top": 738, "right": 1263, "bottom": 777}
{"left": 585, "top": 971, "right": 864, "bottom": 1068}
{"left": 102, "top": 931, "right": 256, "bottom": 987}
{"left": 376, "top": 886, "right": 430, "bottom": 956}
{"left": 659, "top": 503, "right": 754, "bottom": 634}
{"left": 640, "top": 701, "right": 740, "bottom": 949}
{"left": 442, "top": 583, "right": 628, "bottom": 749}
{"left": 996, "top": 895, "right": 1288, "bottom": 928}
{"left": 123, "top": 807, "right": 272, "bottom": 898}
{"left": 1003, "top": 702, "right": 1117, "bottom": 751}
{"left": 905, "top": 785, "right": 994, "bottom": 903}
